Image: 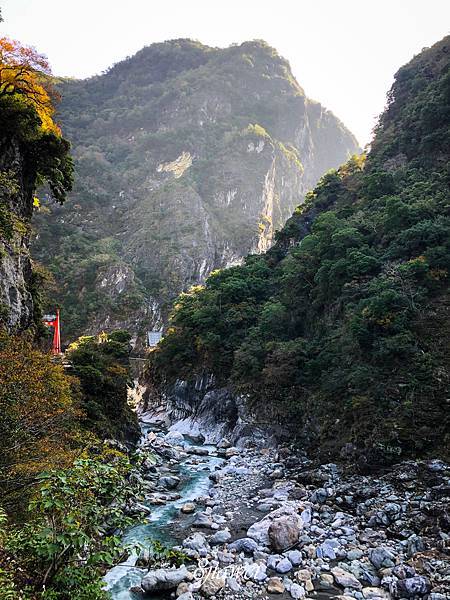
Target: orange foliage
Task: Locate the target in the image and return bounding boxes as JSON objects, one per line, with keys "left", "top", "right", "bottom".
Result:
{"left": 0, "top": 331, "right": 83, "bottom": 506}
{"left": 0, "top": 37, "right": 60, "bottom": 135}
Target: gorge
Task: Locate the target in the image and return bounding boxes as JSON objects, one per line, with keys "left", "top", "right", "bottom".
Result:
{"left": 0, "top": 25, "right": 449, "bottom": 600}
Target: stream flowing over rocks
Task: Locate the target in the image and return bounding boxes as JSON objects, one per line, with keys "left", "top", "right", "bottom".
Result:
{"left": 105, "top": 414, "right": 450, "bottom": 600}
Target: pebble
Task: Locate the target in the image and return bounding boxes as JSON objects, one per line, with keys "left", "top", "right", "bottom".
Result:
{"left": 267, "top": 576, "right": 285, "bottom": 593}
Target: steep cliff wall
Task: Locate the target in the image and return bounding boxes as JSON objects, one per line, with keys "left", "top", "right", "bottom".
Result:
{"left": 33, "top": 39, "right": 359, "bottom": 344}
{"left": 0, "top": 137, "right": 35, "bottom": 331}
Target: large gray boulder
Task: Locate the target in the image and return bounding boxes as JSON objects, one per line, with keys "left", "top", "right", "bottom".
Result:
{"left": 392, "top": 576, "right": 431, "bottom": 598}
{"left": 141, "top": 565, "right": 188, "bottom": 592}
{"left": 182, "top": 532, "right": 209, "bottom": 554}
{"left": 159, "top": 475, "right": 180, "bottom": 490}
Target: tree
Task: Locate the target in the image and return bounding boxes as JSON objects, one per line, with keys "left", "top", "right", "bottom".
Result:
{"left": 0, "top": 331, "right": 80, "bottom": 513}
{"left": 0, "top": 37, "right": 60, "bottom": 135}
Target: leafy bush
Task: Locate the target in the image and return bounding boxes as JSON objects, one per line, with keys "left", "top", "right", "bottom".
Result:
{"left": 67, "top": 331, "right": 140, "bottom": 443}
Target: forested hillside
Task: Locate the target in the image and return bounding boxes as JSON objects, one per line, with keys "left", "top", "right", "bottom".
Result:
{"left": 33, "top": 39, "right": 359, "bottom": 343}
{"left": 149, "top": 36, "right": 450, "bottom": 465}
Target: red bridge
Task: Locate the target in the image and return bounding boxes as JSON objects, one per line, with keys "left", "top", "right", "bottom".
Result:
{"left": 42, "top": 308, "right": 61, "bottom": 355}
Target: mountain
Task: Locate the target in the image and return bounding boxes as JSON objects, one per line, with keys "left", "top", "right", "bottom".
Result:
{"left": 33, "top": 39, "right": 359, "bottom": 343}
{"left": 148, "top": 36, "right": 450, "bottom": 466}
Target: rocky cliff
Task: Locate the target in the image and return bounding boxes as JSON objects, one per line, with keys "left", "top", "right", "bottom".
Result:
{"left": 33, "top": 39, "right": 359, "bottom": 344}
{"left": 0, "top": 90, "right": 73, "bottom": 335}
{"left": 0, "top": 136, "right": 35, "bottom": 330}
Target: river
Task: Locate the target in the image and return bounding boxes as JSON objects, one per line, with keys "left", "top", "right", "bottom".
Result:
{"left": 104, "top": 421, "right": 223, "bottom": 599}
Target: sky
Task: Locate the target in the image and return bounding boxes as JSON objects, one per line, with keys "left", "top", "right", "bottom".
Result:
{"left": 1, "top": 0, "right": 449, "bottom": 146}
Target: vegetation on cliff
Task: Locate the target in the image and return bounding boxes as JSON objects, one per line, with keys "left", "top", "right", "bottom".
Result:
{"left": 0, "top": 37, "right": 73, "bottom": 333}
{"left": 150, "top": 36, "right": 450, "bottom": 466}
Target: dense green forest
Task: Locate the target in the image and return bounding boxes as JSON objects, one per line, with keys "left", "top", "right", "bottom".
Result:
{"left": 150, "top": 36, "right": 450, "bottom": 465}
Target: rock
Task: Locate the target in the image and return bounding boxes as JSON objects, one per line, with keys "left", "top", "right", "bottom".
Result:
{"left": 347, "top": 549, "right": 364, "bottom": 561}
{"left": 201, "top": 575, "right": 225, "bottom": 596}
{"left": 318, "top": 573, "right": 335, "bottom": 590}
{"left": 187, "top": 446, "right": 209, "bottom": 456}
{"left": 182, "top": 532, "right": 208, "bottom": 554}
{"left": 392, "top": 564, "right": 416, "bottom": 580}
{"left": 257, "top": 503, "right": 274, "bottom": 512}
{"left": 186, "top": 433, "right": 205, "bottom": 444}
{"left": 268, "top": 515, "right": 301, "bottom": 551}
{"left": 226, "top": 576, "right": 241, "bottom": 592}
{"left": 247, "top": 519, "right": 271, "bottom": 545}
{"left": 290, "top": 583, "right": 306, "bottom": 599}
{"left": 267, "top": 553, "right": 294, "bottom": 573}
{"left": 141, "top": 565, "right": 188, "bottom": 592}
{"left": 406, "top": 534, "right": 425, "bottom": 556}
{"left": 209, "top": 529, "right": 231, "bottom": 545}
{"left": 129, "top": 586, "right": 144, "bottom": 595}
{"left": 217, "top": 438, "right": 231, "bottom": 449}
{"left": 159, "top": 475, "right": 180, "bottom": 490}
{"left": 369, "top": 547, "right": 396, "bottom": 570}
{"left": 275, "top": 557, "right": 293, "bottom": 574}
{"left": 317, "top": 539, "right": 340, "bottom": 559}
{"left": 225, "top": 447, "right": 239, "bottom": 458}
{"left": 228, "top": 537, "right": 258, "bottom": 554}
{"left": 176, "top": 581, "right": 190, "bottom": 596}
{"left": 149, "top": 495, "right": 167, "bottom": 506}
{"left": 300, "top": 508, "right": 312, "bottom": 527}
{"left": 331, "top": 567, "right": 362, "bottom": 590}
{"left": 177, "top": 593, "right": 194, "bottom": 600}
{"left": 392, "top": 576, "right": 431, "bottom": 598}
{"left": 165, "top": 431, "right": 185, "bottom": 444}
{"left": 267, "top": 577, "right": 285, "bottom": 593}
{"left": 296, "top": 570, "right": 314, "bottom": 592}
{"left": 296, "top": 569, "right": 311, "bottom": 583}
{"left": 362, "top": 586, "right": 391, "bottom": 599}
{"left": 129, "top": 501, "right": 152, "bottom": 516}
{"left": 310, "top": 488, "right": 328, "bottom": 503}
{"left": 192, "top": 511, "right": 213, "bottom": 528}
{"left": 270, "top": 468, "right": 284, "bottom": 479}
{"left": 286, "top": 549, "right": 302, "bottom": 566}
{"left": 245, "top": 562, "right": 267, "bottom": 582}
{"left": 180, "top": 502, "right": 196, "bottom": 514}
{"left": 217, "top": 550, "right": 234, "bottom": 565}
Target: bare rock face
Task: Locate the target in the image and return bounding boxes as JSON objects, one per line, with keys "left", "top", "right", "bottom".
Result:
{"left": 0, "top": 137, "right": 35, "bottom": 332}
{"left": 33, "top": 39, "right": 359, "bottom": 344}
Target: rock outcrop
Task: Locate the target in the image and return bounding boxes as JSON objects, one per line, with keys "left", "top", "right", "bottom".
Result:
{"left": 0, "top": 137, "right": 35, "bottom": 331}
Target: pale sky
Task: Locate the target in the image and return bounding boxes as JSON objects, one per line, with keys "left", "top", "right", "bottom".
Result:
{"left": 1, "top": 0, "right": 449, "bottom": 146}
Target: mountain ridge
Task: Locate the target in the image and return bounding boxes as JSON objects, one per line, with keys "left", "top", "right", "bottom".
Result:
{"left": 33, "top": 38, "right": 360, "bottom": 344}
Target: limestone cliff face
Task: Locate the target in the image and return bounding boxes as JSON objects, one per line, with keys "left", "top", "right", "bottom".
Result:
{"left": 0, "top": 137, "right": 35, "bottom": 331}
{"left": 33, "top": 39, "right": 360, "bottom": 344}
